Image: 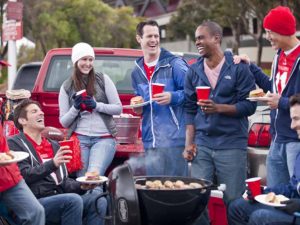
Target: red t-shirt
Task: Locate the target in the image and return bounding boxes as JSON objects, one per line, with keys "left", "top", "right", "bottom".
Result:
{"left": 25, "top": 134, "right": 54, "bottom": 160}
{"left": 276, "top": 45, "right": 300, "bottom": 94}
{"left": 25, "top": 134, "right": 61, "bottom": 184}
{"left": 144, "top": 63, "right": 155, "bottom": 81}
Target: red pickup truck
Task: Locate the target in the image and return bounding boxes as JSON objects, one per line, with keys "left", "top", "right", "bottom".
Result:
{"left": 18, "top": 48, "right": 146, "bottom": 168}
{"left": 2, "top": 48, "right": 198, "bottom": 170}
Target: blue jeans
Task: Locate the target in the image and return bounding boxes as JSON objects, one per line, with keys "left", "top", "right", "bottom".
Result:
{"left": 191, "top": 146, "right": 247, "bottom": 225}
{"left": 267, "top": 141, "right": 300, "bottom": 187}
{"left": 228, "top": 197, "right": 300, "bottom": 225}
{"left": 0, "top": 179, "right": 45, "bottom": 225}
{"left": 82, "top": 188, "right": 107, "bottom": 225}
{"left": 77, "top": 135, "right": 116, "bottom": 177}
{"left": 39, "top": 189, "right": 107, "bottom": 225}
{"left": 192, "top": 146, "right": 247, "bottom": 202}
{"left": 144, "top": 146, "right": 188, "bottom": 176}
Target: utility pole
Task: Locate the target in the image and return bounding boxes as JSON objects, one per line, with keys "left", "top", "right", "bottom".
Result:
{"left": 4, "top": 0, "right": 23, "bottom": 90}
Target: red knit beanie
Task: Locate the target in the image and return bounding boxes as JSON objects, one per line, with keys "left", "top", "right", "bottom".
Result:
{"left": 263, "top": 6, "right": 296, "bottom": 36}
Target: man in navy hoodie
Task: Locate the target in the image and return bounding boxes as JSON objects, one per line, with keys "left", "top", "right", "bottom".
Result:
{"left": 130, "top": 20, "right": 189, "bottom": 176}
{"left": 184, "top": 21, "right": 256, "bottom": 224}
{"left": 234, "top": 6, "right": 300, "bottom": 187}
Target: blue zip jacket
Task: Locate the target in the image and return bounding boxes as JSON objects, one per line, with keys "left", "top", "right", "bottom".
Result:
{"left": 131, "top": 48, "right": 189, "bottom": 149}
{"left": 184, "top": 51, "right": 257, "bottom": 150}
{"left": 249, "top": 49, "right": 300, "bottom": 143}
{"left": 266, "top": 152, "right": 300, "bottom": 198}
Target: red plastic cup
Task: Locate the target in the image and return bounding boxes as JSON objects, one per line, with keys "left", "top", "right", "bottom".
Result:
{"left": 246, "top": 177, "right": 262, "bottom": 197}
{"left": 59, "top": 140, "right": 73, "bottom": 156}
{"left": 76, "top": 89, "right": 87, "bottom": 110}
{"left": 152, "top": 83, "right": 165, "bottom": 98}
{"left": 77, "top": 89, "right": 87, "bottom": 97}
{"left": 196, "top": 86, "right": 211, "bottom": 100}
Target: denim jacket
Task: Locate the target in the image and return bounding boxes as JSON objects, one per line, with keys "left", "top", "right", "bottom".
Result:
{"left": 249, "top": 49, "right": 300, "bottom": 143}
{"left": 131, "top": 48, "right": 189, "bottom": 149}
{"left": 184, "top": 51, "right": 257, "bottom": 150}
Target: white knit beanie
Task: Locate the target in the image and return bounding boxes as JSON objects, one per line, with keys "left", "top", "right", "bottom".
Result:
{"left": 71, "top": 42, "right": 95, "bottom": 65}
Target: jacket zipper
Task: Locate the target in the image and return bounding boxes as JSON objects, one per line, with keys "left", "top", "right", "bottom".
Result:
{"left": 135, "top": 63, "right": 156, "bottom": 148}
{"left": 169, "top": 106, "right": 179, "bottom": 130}
{"left": 150, "top": 64, "right": 171, "bottom": 147}
{"left": 135, "top": 62, "right": 171, "bottom": 148}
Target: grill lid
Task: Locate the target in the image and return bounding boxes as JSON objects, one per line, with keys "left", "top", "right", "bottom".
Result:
{"left": 106, "top": 163, "right": 141, "bottom": 225}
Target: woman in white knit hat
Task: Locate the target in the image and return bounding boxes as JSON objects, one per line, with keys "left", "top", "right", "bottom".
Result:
{"left": 58, "top": 42, "right": 122, "bottom": 177}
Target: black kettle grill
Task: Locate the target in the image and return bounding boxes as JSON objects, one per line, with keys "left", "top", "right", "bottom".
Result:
{"left": 96, "top": 163, "right": 214, "bottom": 225}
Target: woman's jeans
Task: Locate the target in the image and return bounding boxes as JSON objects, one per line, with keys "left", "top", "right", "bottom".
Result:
{"left": 0, "top": 179, "right": 45, "bottom": 225}
{"left": 77, "top": 135, "right": 116, "bottom": 176}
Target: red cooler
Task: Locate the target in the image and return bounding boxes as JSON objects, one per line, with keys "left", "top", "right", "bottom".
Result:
{"left": 208, "top": 190, "right": 228, "bottom": 225}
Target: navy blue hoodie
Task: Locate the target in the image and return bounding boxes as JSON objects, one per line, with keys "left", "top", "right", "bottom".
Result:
{"left": 249, "top": 49, "right": 300, "bottom": 143}
{"left": 184, "top": 51, "right": 257, "bottom": 150}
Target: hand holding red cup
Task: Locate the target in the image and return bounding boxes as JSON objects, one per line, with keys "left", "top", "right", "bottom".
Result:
{"left": 76, "top": 89, "right": 87, "bottom": 110}
{"left": 196, "top": 86, "right": 211, "bottom": 100}
{"left": 246, "top": 177, "right": 262, "bottom": 197}
{"left": 152, "top": 83, "right": 165, "bottom": 98}
{"left": 59, "top": 140, "right": 73, "bottom": 157}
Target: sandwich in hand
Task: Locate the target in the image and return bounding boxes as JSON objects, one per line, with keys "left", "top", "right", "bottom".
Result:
{"left": 0, "top": 151, "right": 14, "bottom": 161}
{"left": 130, "top": 96, "right": 144, "bottom": 105}
{"left": 249, "top": 88, "right": 265, "bottom": 97}
{"left": 85, "top": 171, "right": 100, "bottom": 181}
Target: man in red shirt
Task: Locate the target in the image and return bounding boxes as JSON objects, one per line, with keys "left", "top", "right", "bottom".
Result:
{"left": 8, "top": 99, "right": 107, "bottom": 225}
{"left": 0, "top": 123, "right": 45, "bottom": 225}
{"left": 234, "top": 6, "right": 300, "bottom": 187}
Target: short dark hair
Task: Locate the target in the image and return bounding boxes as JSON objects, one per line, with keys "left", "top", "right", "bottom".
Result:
{"left": 198, "top": 20, "right": 223, "bottom": 43}
{"left": 136, "top": 20, "right": 159, "bottom": 37}
{"left": 13, "top": 99, "right": 41, "bottom": 131}
{"left": 290, "top": 94, "right": 300, "bottom": 107}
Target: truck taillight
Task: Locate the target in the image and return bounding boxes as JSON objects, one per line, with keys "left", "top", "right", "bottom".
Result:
{"left": 248, "top": 123, "right": 271, "bottom": 147}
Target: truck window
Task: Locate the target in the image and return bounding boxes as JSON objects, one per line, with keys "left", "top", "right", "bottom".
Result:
{"left": 13, "top": 63, "right": 41, "bottom": 90}
{"left": 44, "top": 55, "right": 138, "bottom": 94}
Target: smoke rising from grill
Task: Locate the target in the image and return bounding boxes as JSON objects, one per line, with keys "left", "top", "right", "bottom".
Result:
{"left": 126, "top": 150, "right": 161, "bottom": 176}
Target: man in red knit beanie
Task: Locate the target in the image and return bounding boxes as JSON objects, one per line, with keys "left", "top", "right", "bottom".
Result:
{"left": 263, "top": 6, "right": 296, "bottom": 36}
{"left": 235, "top": 5, "right": 300, "bottom": 188}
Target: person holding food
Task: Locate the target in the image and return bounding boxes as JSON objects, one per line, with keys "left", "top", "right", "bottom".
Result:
{"left": 8, "top": 99, "right": 107, "bottom": 225}
{"left": 59, "top": 42, "right": 122, "bottom": 177}
{"left": 228, "top": 93, "right": 300, "bottom": 225}
{"left": 0, "top": 125, "right": 45, "bottom": 225}
{"left": 130, "top": 20, "right": 189, "bottom": 176}
{"left": 184, "top": 21, "right": 256, "bottom": 225}
{"left": 234, "top": 6, "right": 300, "bottom": 187}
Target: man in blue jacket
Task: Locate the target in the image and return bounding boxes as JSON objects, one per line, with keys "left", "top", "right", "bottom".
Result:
{"left": 228, "top": 93, "right": 300, "bottom": 225}
{"left": 130, "top": 20, "right": 189, "bottom": 176}
{"left": 184, "top": 21, "right": 256, "bottom": 224}
{"left": 234, "top": 6, "right": 300, "bottom": 187}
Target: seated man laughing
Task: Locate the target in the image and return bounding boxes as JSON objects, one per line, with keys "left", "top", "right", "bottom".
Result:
{"left": 228, "top": 94, "right": 300, "bottom": 225}
{"left": 8, "top": 99, "right": 107, "bottom": 225}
